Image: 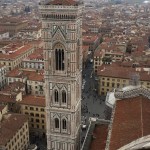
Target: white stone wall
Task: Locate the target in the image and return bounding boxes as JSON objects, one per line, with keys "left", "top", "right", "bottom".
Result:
{"left": 40, "top": 2, "right": 83, "bottom": 150}
{"left": 0, "top": 65, "right": 7, "bottom": 90}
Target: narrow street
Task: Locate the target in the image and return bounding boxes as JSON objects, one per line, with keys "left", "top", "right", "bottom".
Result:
{"left": 82, "top": 62, "right": 106, "bottom": 120}
{"left": 81, "top": 59, "right": 106, "bottom": 144}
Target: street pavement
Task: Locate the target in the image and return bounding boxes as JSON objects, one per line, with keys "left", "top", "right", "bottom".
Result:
{"left": 81, "top": 61, "right": 106, "bottom": 144}
{"left": 82, "top": 62, "right": 106, "bottom": 120}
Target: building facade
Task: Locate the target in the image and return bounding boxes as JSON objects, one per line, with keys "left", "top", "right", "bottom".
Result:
{"left": 39, "top": 0, "right": 83, "bottom": 149}
{"left": 19, "top": 95, "right": 46, "bottom": 138}
{"left": 97, "top": 65, "right": 150, "bottom": 96}
{"left": 0, "top": 18, "right": 28, "bottom": 37}
{"left": 0, "top": 43, "right": 34, "bottom": 71}
{"left": 22, "top": 48, "right": 44, "bottom": 70}
{"left": 6, "top": 68, "right": 45, "bottom": 96}
{"left": 0, "top": 112, "right": 29, "bottom": 150}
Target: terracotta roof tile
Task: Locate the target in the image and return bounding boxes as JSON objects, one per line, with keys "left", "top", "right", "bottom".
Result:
{"left": 25, "top": 48, "right": 43, "bottom": 60}
{"left": 6, "top": 68, "right": 44, "bottom": 82}
{"left": 0, "top": 81, "right": 25, "bottom": 95}
{"left": 20, "top": 95, "right": 45, "bottom": 107}
{"left": 0, "top": 94, "right": 15, "bottom": 103}
{"left": 83, "top": 35, "right": 98, "bottom": 43}
{"left": 97, "top": 65, "right": 150, "bottom": 81}
{"left": 90, "top": 124, "right": 108, "bottom": 150}
{"left": 0, "top": 44, "right": 33, "bottom": 60}
{"left": 0, "top": 113, "right": 28, "bottom": 146}
{"left": 109, "top": 96, "right": 150, "bottom": 150}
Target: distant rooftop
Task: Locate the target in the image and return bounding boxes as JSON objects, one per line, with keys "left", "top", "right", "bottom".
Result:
{"left": 20, "top": 95, "right": 45, "bottom": 107}
{"left": 0, "top": 43, "right": 33, "bottom": 60}
{"left": 0, "top": 113, "right": 28, "bottom": 146}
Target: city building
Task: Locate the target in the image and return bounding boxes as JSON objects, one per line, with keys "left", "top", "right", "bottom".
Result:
{"left": 0, "top": 43, "right": 35, "bottom": 71}
{"left": 93, "top": 42, "right": 125, "bottom": 73}
{"left": 39, "top": 0, "right": 84, "bottom": 149}
{"left": 27, "top": 70, "right": 44, "bottom": 96}
{"left": 19, "top": 95, "right": 46, "bottom": 138}
{"left": 17, "top": 24, "right": 42, "bottom": 40}
{"left": 6, "top": 68, "right": 45, "bottom": 96}
{"left": 6, "top": 68, "right": 29, "bottom": 85}
{"left": 0, "top": 17, "right": 28, "bottom": 36}
{"left": 1, "top": 81, "right": 26, "bottom": 96}
{"left": 22, "top": 48, "right": 44, "bottom": 70}
{"left": 97, "top": 63, "right": 150, "bottom": 95}
{"left": 94, "top": 49, "right": 105, "bottom": 73}
{"left": 0, "top": 109, "right": 29, "bottom": 150}
{"left": 83, "top": 34, "right": 100, "bottom": 51}
{"left": 0, "top": 82, "right": 24, "bottom": 112}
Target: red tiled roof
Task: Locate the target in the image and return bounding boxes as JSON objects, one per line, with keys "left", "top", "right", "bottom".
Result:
{"left": 82, "top": 45, "right": 89, "bottom": 51}
{"left": 6, "top": 68, "right": 44, "bottom": 82}
{"left": 83, "top": 35, "right": 98, "bottom": 43}
{"left": 26, "top": 48, "right": 43, "bottom": 60}
{"left": 1, "top": 81, "right": 25, "bottom": 94}
{"left": 94, "top": 49, "right": 104, "bottom": 57}
{"left": 0, "top": 44, "right": 33, "bottom": 60}
{"left": 97, "top": 65, "right": 150, "bottom": 81}
{"left": 0, "top": 113, "right": 28, "bottom": 146}
{"left": 20, "top": 95, "right": 45, "bottom": 107}
{"left": 109, "top": 96, "right": 150, "bottom": 150}
{"left": 90, "top": 124, "right": 108, "bottom": 150}
{"left": 0, "top": 94, "right": 15, "bottom": 103}
{"left": 6, "top": 68, "right": 26, "bottom": 78}
{"left": 28, "top": 71, "right": 44, "bottom": 82}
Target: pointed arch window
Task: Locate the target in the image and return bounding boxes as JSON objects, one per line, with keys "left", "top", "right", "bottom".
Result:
{"left": 54, "top": 90, "right": 59, "bottom": 103}
{"left": 55, "top": 118, "right": 59, "bottom": 129}
{"left": 62, "top": 119, "right": 67, "bottom": 130}
{"left": 55, "top": 49, "right": 64, "bottom": 71}
{"left": 62, "top": 90, "right": 66, "bottom": 103}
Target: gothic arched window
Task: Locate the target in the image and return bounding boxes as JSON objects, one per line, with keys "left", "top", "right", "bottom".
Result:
{"left": 62, "top": 90, "right": 66, "bottom": 103}
{"left": 55, "top": 118, "right": 59, "bottom": 128}
{"left": 54, "top": 90, "right": 59, "bottom": 103}
{"left": 55, "top": 49, "right": 64, "bottom": 71}
{"left": 62, "top": 119, "right": 67, "bottom": 130}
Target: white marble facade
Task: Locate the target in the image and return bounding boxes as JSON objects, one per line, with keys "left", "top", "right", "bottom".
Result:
{"left": 39, "top": 1, "right": 83, "bottom": 150}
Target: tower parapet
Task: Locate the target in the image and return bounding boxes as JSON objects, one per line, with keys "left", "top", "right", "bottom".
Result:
{"left": 39, "top": 0, "right": 83, "bottom": 21}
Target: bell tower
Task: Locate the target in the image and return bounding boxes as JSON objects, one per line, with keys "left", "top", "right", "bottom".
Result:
{"left": 39, "top": 0, "right": 83, "bottom": 149}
